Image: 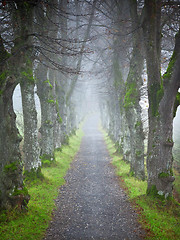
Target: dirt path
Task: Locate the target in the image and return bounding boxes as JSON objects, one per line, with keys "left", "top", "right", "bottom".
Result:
{"left": 44, "top": 115, "right": 145, "bottom": 240}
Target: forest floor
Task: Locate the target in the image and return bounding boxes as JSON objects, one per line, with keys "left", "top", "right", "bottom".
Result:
{"left": 44, "top": 115, "right": 146, "bottom": 240}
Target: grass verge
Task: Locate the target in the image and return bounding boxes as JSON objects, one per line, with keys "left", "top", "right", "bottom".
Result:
{"left": 0, "top": 128, "right": 84, "bottom": 240}
{"left": 103, "top": 130, "right": 180, "bottom": 240}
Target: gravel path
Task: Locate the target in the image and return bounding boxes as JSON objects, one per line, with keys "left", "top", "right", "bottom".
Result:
{"left": 44, "top": 115, "right": 145, "bottom": 240}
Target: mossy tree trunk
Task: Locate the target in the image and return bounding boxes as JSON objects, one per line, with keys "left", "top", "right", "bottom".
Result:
{"left": 0, "top": 0, "right": 42, "bottom": 210}
{"left": 100, "top": 103, "right": 110, "bottom": 130}
{"left": 35, "top": 0, "right": 61, "bottom": 157}
{"left": 0, "top": 78, "right": 30, "bottom": 210}
{"left": 112, "top": 59, "right": 128, "bottom": 155}
{"left": 56, "top": 78, "right": 68, "bottom": 145}
{"left": 143, "top": 0, "right": 180, "bottom": 198}
{"left": 67, "top": 100, "right": 77, "bottom": 135}
{"left": 124, "top": 0, "right": 145, "bottom": 180}
{"left": 14, "top": 1, "right": 42, "bottom": 178}
{"left": 56, "top": 0, "right": 68, "bottom": 143}
{"left": 110, "top": 1, "right": 132, "bottom": 162}
{"left": 0, "top": 36, "right": 29, "bottom": 210}
{"left": 20, "top": 79, "right": 41, "bottom": 174}
{"left": 49, "top": 69, "right": 62, "bottom": 149}
{"left": 121, "top": 116, "right": 131, "bottom": 163}
{"left": 36, "top": 65, "right": 55, "bottom": 160}
{"left": 107, "top": 92, "right": 117, "bottom": 141}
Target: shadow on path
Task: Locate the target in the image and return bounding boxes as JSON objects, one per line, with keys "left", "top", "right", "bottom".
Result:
{"left": 44, "top": 114, "right": 145, "bottom": 240}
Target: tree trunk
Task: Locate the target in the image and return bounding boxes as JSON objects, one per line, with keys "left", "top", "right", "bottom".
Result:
{"left": 120, "top": 115, "right": 131, "bottom": 163}
{"left": 36, "top": 65, "right": 55, "bottom": 160}
{"left": 0, "top": 13, "right": 30, "bottom": 209}
{"left": 123, "top": 0, "right": 145, "bottom": 180}
{"left": 0, "top": 84, "right": 30, "bottom": 210}
{"left": 20, "top": 80, "right": 41, "bottom": 173}
{"left": 49, "top": 69, "right": 62, "bottom": 149}
{"left": 13, "top": 1, "right": 42, "bottom": 177}
{"left": 0, "top": 63, "right": 29, "bottom": 210}
{"left": 143, "top": 0, "right": 180, "bottom": 198}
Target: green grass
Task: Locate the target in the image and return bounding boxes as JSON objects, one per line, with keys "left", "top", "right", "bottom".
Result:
{"left": 0, "top": 128, "right": 84, "bottom": 240}
{"left": 103, "top": 130, "right": 180, "bottom": 240}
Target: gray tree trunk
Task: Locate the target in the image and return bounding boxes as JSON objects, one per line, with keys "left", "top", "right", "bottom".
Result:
{"left": 143, "top": 0, "right": 180, "bottom": 198}
{"left": 0, "top": 43, "right": 30, "bottom": 209}
{"left": 16, "top": 1, "right": 42, "bottom": 176}
{"left": 49, "top": 69, "right": 62, "bottom": 149}
{"left": 123, "top": 0, "right": 145, "bottom": 180}
{"left": 20, "top": 81, "right": 40, "bottom": 173}
{"left": 0, "top": 83, "right": 30, "bottom": 210}
{"left": 34, "top": 0, "right": 60, "bottom": 156}
{"left": 106, "top": 0, "right": 132, "bottom": 164}
{"left": 36, "top": 65, "right": 55, "bottom": 160}
{"left": 120, "top": 113, "right": 131, "bottom": 163}
{"left": 0, "top": 0, "right": 38, "bottom": 209}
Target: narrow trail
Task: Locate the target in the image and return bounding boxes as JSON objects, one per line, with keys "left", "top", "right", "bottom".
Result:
{"left": 44, "top": 115, "right": 145, "bottom": 240}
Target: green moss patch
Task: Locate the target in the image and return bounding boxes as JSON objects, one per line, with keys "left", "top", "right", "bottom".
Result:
{"left": 12, "top": 187, "right": 29, "bottom": 197}
{"left": 47, "top": 99, "right": 55, "bottom": 104}
{"left": 163, "top": 51, "right": 177, "bottom": 82}
{"left": 21, "top": 68, "right": 34, "bottom": 83}
{"left": 124, "top": 82, "right": 138, "bottom": 109}
{"left": 4, "top": 161, "right": 18, "bottom": 172}
{"left": 24, "top": 167, "right": 44, "bottom": 182}
{"left": 0, "top": 71, "right": 8, "bottom": 95}
{"left": 44, "top": 79, "right": 53, "bottom": 89}
{"left": 149, "top": 82, "right": 164, "bottom": 117}
{"left": 40, "top": 154, "right": 54, "bottom": 166}
{"left": 158, "top": 172, "right": 171, "bottom": 178}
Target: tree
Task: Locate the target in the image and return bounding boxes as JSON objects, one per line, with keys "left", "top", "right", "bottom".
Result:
{"left": 35, "top": 0, "right": 61, "bottom": 159}
{"left": 143, "top": 0, "right": 180, "bottom": 198}
{"left": 0, "top": 0, "right": 38, "bottom": 210}
{"left": 123, "top": 0, "right": 145, "bottom": 180}
{"left": 19, "top": 2, "right": 41, "bottom": 177}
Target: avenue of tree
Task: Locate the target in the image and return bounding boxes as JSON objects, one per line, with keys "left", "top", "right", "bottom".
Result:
{"left": 0, "top": 0, "right": 180, "bottom": 211}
